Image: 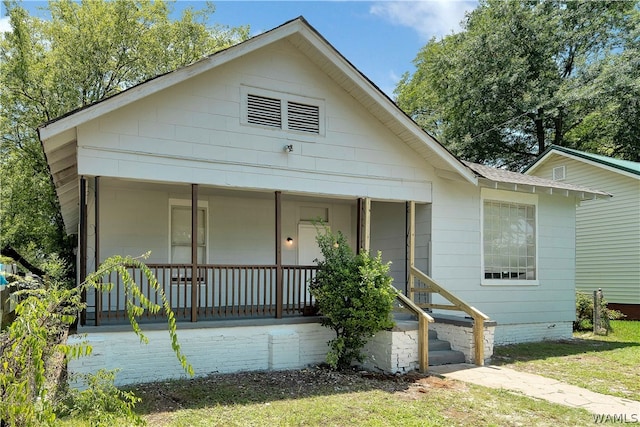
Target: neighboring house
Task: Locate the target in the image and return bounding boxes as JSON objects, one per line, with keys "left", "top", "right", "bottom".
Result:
{"left": 525, "top": 145, "right": 640, "bottom": 320}
{"left": 39, "top": 18, "right": 608, "bottom": 384}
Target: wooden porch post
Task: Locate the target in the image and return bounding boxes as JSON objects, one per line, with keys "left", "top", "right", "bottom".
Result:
{"left": 94, "top": 176, "right": 101, "bottom": 326}
{"left": 191, "top": 184, "right": 198, "bottom": 322}
{"left": 408, "top": 201, "right": 415, "bottom": 301}
{"left": 79, "top": 176, "right": 87, "bottom": 326}
{"left": 363, "top": 198, "right": 371, "bottom": 253}
{"left": 275, "top": 191, "right": 283, "bottom": 319}
{"left": 356, "top": 198, "right": 363, "bottom": 254}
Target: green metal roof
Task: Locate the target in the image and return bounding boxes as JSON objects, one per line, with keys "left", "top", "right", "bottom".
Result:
{"left": 527, "top": 145, "right": 640, "bottom": 177}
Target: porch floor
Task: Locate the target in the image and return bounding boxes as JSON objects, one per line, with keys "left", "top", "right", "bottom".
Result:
{"left": 79, "top": 313, "right": 325, "bottom": 333}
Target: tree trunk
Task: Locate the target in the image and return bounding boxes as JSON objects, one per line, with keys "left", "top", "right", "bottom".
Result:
{"left": 535, "top": 108, "right": 546, "bottom": 154}
{"left": 554, "top": 107, "right": 564, "bottom": 146}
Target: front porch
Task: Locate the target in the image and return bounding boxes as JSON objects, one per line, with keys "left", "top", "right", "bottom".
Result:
{"left": 80, "top": 176, "right": 433, "bottom": 327}
{"left": 71, "top": 176, "right": 492, "bottom": 383}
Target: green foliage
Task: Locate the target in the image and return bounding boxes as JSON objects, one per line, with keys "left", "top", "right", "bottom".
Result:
{"left": 395, "top": 0, "right": 638, "bottom": 169}
{"left": 309, "top": 228, "right": 395, "bottom": 370}
{"left": 0, "top": 285, "right": 84, "bottom": 426}
{"left": 58, "top": 370, "right": 144, "bottom": 427}
{"left": 574, "top": 292, "right": 625, "bottom": 332}
{"left": 0, "top": 0, "right": 249, "bottom": 271}
{"left": 0, "top": 253, "right": 193, "bottom": 426}
{"left": 84, "top": 253, "right": 194, "bottom": 375}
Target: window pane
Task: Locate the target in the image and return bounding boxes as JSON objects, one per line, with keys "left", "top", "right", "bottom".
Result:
{"left": 171, "top": 206, "right": 207, "bottom": 263}
{"left": 483, "top": 200, "right": 536, "bottom": 280}
{"left": 171, "top": 207, "right": 191, "bottom": 245}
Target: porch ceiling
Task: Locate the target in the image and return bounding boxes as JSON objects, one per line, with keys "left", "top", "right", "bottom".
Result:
{"left": 96, "top": 177, "right": 360, "bottom": 205}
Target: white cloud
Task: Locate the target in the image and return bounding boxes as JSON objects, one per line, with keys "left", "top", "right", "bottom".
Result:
{"left": 0, "top": 16, "right": 11, "bottom": 33}
{"left": 370, "top": 0, "right": 477, "bottom": 41}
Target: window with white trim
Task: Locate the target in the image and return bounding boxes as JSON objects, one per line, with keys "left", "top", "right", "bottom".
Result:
{"left": 241, "top": 86, "right": 324, "bottom": 136}
{"left": 169, "top": 200, "right": 207, "bottom": 264}
{"left": 482, "top": 191, "right": 537, "bottom": 284}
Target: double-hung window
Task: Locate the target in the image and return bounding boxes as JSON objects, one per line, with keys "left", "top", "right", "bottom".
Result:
{"left": 482, "top": 190, "right": 537, "bottom": 285}
{"left": 169, "top": 199, "right": 207, "bottom": 264}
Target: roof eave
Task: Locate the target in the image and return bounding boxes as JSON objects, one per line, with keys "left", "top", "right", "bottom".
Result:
{"left": 478, "top": 177, "right": 611, "bottom": 200}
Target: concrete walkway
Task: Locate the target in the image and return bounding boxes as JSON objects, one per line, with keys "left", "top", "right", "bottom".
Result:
{"left": 430, "top": 364, "right": 640, "bottom": 419}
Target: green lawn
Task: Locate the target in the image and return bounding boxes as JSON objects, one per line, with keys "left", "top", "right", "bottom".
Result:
{"left": 58, "top": 321, "right": 640, "bottom": 426}
{"left": 493, "top": 320, "right": 640, "bottom": 401}
{"left": 59, "top": 370, "right": 593, "bottom": 426}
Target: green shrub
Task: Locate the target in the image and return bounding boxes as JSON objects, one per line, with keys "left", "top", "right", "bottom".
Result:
{"left": 574, "top": 291, "right": 625, "bottom": 333}
{"left": 309, "top": 228, "right": 395, "bottom": 370}
{"left": 58, "top": 369, "right": 144, "bottom": 426}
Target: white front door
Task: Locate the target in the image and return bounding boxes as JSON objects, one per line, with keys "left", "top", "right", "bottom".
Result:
{"left": 297, "top": 223, "right": 327, "bottom": 265}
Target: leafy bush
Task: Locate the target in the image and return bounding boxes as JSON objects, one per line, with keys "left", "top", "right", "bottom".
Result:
{"left": 58, "top": 369, "right": 144, "bottom": 426}
{"left": 574, "top": 291, "right": 625, "bottom": 333}
{"left": 309, "top": 229, "right": 395, "bottom": 370}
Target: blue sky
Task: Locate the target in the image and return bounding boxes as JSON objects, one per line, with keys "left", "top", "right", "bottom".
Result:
{"left": 1, "top": 1, "right": 478, "bottom": 97}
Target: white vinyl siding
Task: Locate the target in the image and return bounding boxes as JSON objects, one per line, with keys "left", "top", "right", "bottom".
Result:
{"left": 530, "top": 155, "right": 640, "bottom": 304}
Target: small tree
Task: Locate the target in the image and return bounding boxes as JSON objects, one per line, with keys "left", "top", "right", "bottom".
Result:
{"left": 0, "top": 253, "right": 193, "bottom": 426}
{"left": 309, "top": 229, "right": 395, "bottom": 370}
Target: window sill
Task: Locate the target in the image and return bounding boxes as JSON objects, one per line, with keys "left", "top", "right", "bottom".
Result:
{"left": 481, "top": 279, "right": 539, "bottom": 287}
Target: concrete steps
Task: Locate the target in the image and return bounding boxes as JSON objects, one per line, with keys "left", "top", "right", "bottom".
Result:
{"left": 428, "top": 329, "right": 466, "bottom": 366}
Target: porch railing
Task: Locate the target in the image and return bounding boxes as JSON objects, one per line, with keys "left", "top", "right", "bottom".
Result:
{"left": 410, "top": 266, "right": 490, "bottom": 366}
{"left": 93, "top": 264, "right": 318, "bottom": 324}
{"left": 394, "top": 289, "right": 434, "bottom": 372}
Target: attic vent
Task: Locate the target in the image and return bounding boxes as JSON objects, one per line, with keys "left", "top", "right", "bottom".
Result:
{"left": 552, "top": 166, "right": 566, "bottom": 181}
{"left": 247, "top": 94, "right": 281, "bottom": 129}
{"left": 242, "top": 86, "right": 325, "bottom": 137}
{"left": 287, "top": 102, "right": 320, "bottom": 133}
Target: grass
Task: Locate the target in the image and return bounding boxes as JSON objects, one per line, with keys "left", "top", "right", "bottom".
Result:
{"left": 493, "top": 320, "right": 640, "bottom": 401}
{"left": 59, "top": 369, "right": 593, "bottom": 426}
{"left": 57, "top": 321, "right": 639, "bottom": 426}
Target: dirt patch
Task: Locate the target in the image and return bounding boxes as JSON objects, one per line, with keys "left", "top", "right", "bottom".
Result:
{"left": 132, "top": 366, "right": 463, "bottom": 416}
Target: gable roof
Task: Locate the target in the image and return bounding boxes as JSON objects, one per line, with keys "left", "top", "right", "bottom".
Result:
{"left": 39, "top": 17, "right": 478, "bottom": 234}
{"left": 525, "top": 145, "right": 640, "bottom": 180}
{"left": 465, "top": 161, "right": 611, "bottom": 200}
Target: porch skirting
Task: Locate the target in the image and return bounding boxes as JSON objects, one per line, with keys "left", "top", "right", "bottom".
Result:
{"left": 68, "top": 319, "right": 334, "bottom": 387}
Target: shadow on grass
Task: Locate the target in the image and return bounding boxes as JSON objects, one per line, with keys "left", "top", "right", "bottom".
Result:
{"left": 125, "top": 367, "right": 437, "bottom": 416}
{"left": 492, "top": 338, "right": 640, "bottom": 365}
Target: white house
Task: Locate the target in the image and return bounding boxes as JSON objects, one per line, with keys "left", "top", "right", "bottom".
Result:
{"left": 39, "top": 18, "right": 608, "bottom": 385}
{"left": 525, "top": 145, "right": 639, "bottom": 320}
